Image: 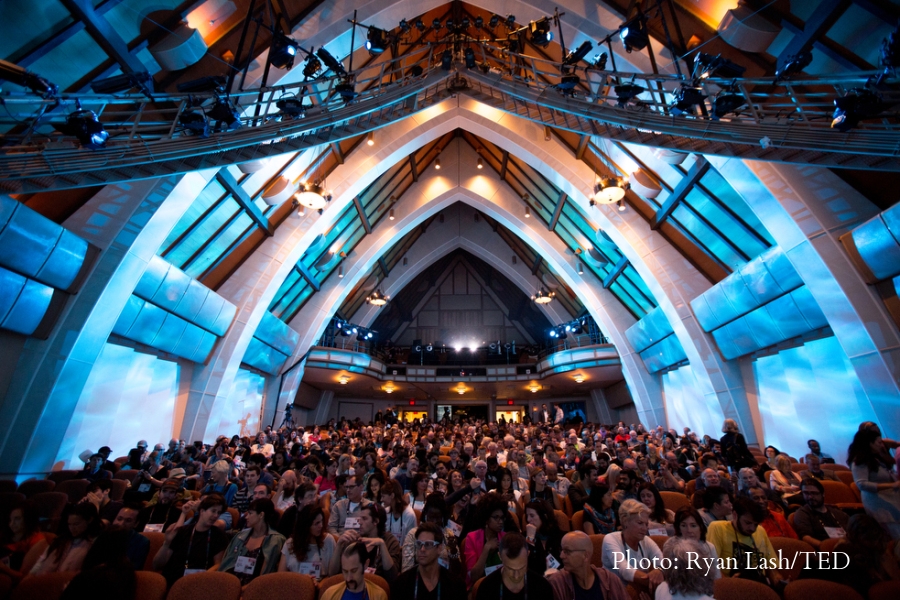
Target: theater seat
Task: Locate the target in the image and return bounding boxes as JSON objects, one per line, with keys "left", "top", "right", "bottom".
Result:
{"left": 714, "top": 577, "right": 780, "bottom": 600}
{"left": 589, "top": 534, "right": 604, "bottom": 567}
{"left": 318, "top": 573, "right": 390, "bottom": 599}
{"left": 166, "top": 571, "right": 241, "bottom": 600}
{"left": 242, "top": 572, "right": 316, "bottom": 600}
{"left": 134, "top": 571, "right": 167, "bottom": 600}
{"left": 11, "top": 572, "right": 76, "bottom": 600}
{"left": 784, "top": 580, "right": 864, "bottom": 600}
{"left": 768, "top": 537, "right": 814, "bottom": 581}
{"left": 659, "top": 491, "right": 690, "bottom": 513}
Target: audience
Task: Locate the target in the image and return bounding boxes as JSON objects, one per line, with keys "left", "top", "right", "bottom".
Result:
{"left": 2, "top": 413, "right": 897, "bottom": 599}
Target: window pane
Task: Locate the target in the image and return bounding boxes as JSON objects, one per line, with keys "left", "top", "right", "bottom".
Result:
{"left": 184, "top": 212, "right": 254, "bottom": 279}
{"left": 166, "top": 197, "right": 240, "bottom": 269}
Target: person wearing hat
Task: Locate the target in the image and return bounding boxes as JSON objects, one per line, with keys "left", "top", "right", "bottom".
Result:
{"left": 77, "top": 453, "right": 112, "bottom": 483}
{"left": 96, "top": 446, "right": 119, "bottom": 474}
{"left": 137, "top": 479, "right": 184, "bottom": 533}
{"left": 146, "top": 468, "right": 191, "bottom": 506}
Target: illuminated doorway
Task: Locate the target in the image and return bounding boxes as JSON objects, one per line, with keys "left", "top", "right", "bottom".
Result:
{"left": 495, "top": 406, "right": 524, "bottom": 423}
{"left": 401, "top": 410, "right": 429, "bottom": 422}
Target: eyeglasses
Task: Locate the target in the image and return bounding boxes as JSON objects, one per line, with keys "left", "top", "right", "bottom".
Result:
{"left": 415, "top": 541, "right": 441, "bottom": 550}
{"left": 560, "top": 547, "right": 586, "bottom": 555}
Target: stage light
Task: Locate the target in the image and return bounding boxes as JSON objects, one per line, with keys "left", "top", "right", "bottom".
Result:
{"left": 593, "top": 52, "right": 608, "bottom": 70}
{"left": 461, "top": 18, "right": 470, "bottom": 29}
{"left": 176, "top": 76, "right": 225, "bottom": 93}
{"left": 620, "top": 17, "right": 649, "bottom": 53}
{"left": 475, "top": 16, "right": 484, "bottom": 28}
{"left": 90, "top": 71, "right": 150, "bottom": 94}
{"left": 529, "top": 18, "right": 553, "bottom": 47}
{"left": 366, "top": 27, "right": 388, "bottom": 55}
{"left": 316, "top": 47, "right": 347, "bottom": 76}
{"left": 179, "top": 110, "right": 208, "bottom": 137}
{"left": 489, "top": 14, "right": 500, "bottom": 28}
{"left": 693, "top": 52, "right": 745, "bottom": 80}
{"left": 712, "top": 90, "right": 745, "bottom": 119}
{"left": 557, "top": 75, "right": 580, "bottom": 91}
{"left": 63, "top": 103, "right": 108, "bottom": 149}
{"left": 464, "top": 47, "right": 476, "bottom": 69}
{"left": 614, "top": 82, "right": 644, "bottom": 107}
{"left": 399, "top": 19, "right": 410, "bottom": 33}
{"left": 208, "top": 98, "right": 242, "bottom": 129}
{"left": 0, "top": 59, "right": 58, "bottom": 97}
{"left": 276, "top": 97, "right": 306, "bottom": 119}
{"left": 775, "top": 50, "right": 812, "bottom": 80}
{"left": 415, "top": 19, "right": 426, "bottom": 32}
{"left": 441, "top": 50, "right": 453, "bottom": 70}
{"left": 302, "top": 54, "right": 321, "bottom": 79}
{"left": 335, "top": 81, "right": 358, "bottom": 103}
{"left": 433, "top": 18, "right": 442, "bottom": 30}
{"left": 408, "top": 64, "right": 423, "bottom": 77}
{"left": 671, "top": 84, "right": 705, "bottom": 115}
{"left": 832, "top": 88, "right": 884, "bottom": 132}
{"left": 270, "top": 34, "right": 298, "bottom": 69}
{"left": 564, "top": 41, "right": 594, "bottom": 66}
{"left": 507, "top": 33, "right": 520, "bottom": 54}
{"left": 446, "top": 19, "right": 454, "bottom": 29}
{"left": 506, "top": 15, "right": 516, "bottom": 28}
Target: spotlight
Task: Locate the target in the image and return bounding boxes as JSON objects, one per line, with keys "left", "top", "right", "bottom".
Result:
{"left": 276, "top": 97, "right": 306, "bottom": 119}
{"left": 399, "top": 19, "right": 410, "bottom": 33}
{"left": 593, "top": 52, "right": 608, "bottom": 70}
{"left": 489, "top": 14, "right": 500, "bottom": 28}
{"left": 549, "top": 329, "right": 557, "bottom": 338}
{"left": 366, "top": 27, "right": 388, "bottom": 55}
{"left": 712, "top": 90, "right": 745, "bottom": 119}
{"left": 475, "top": 16, "right": 484, "bottom": 28}
{"left": 270, "top": 34, "right": 298, "bottom": 69}
{"left": 571, "top": 320, "right": 583, "bottom": 334}
{"left": 507, "top": 33, "right": 520, "bottom": 54}
{"left": 367, "top": 131, "right": 375, "bottom": 146}
{"left": 620, "top": 17, "right": 649, "bottom": 53}
{"left": 617, "top": 199, "right": 626, "bottom": 212}
{"left": 832, "top": 88, "right": 884, "bottom": 132}
{"left": 179, "top": 110, "right": 208, "bottom": 137}
{"left": 464, "top": 47, "right": 476, "bottom": 69}
{"left": 208, "top": 98, "right": 242, "bottom": 129}
{"left": 0, "top": 60, "right": 58, "bottom": 97}
{"left": 434, "top": 158, "right": 441, "bottom": 170}
{"left": 408, "top": 64, "right": 423, "bottom": 77}
{"left": 775, "top": 50, "right": 812, "bottom": 80}
{"left": 90, "top": 71, "right": 150, "bottom": 94}
{"left": 176, "top": 75, "right": 225, "bottom": 93}
{"left": 525, "top": 205, "right": 531, "bottom": 218}
{"left": 415, "top": 19, "right": 426, "bottom": 32}
{"left": 529, "top": 18, "right": 553, "bottom": 47}
{"left": 446, "top": 19, "right": 454, "bottom": 29}
{"left": 557, "top": 74, "right": 580, "bottom": 91}
{"left": 506, "top": 15, "right": 516, "bottom": 28}
{"left": 336, "top": 80, "right": 358, "bottom": 103}
{"left": 556, "top": 326, "right": 567, "bottom": 339}
{"left": 564, "top": 41, "right": 594, "bottom": 66}
{"left": 433, "top": 18, "right": 442, "bottom": 30}
{"left": 63, "top": 103, "right": 108, "bottom": 150}
{"left": 614, "top": 82, "right": 644, "bottom": 107}
{"left": 441, "top": 50, "right": 453, "bottom": 70}
{"left": 461, "top": 18, "right": 470, "bottom": 29}
{"left": 316, "top": 47, "right": 347, "bottom": 77}
{"left": 389, "top": 209, "right": 395, "bottom": 220}
{"left": 338, "top": 266, "right": 344, "bottom": 278}
{"left": 477, "top": 156, "right": 483, "bottom": 169}
{"left": 693, "top": 52, "right": 745, "bottom": 80}
{"left": 302, "top": 54, "right": 322, "bottom": 79}
{"left": 671, "top": 84, "right": 705, "bottom": 115}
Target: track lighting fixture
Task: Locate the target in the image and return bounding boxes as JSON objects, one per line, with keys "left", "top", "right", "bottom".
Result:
{"left": 475, "top": 16, "right": 484, "bottom": 28}
{"left": 712, "top": 90, "right": 745, "bottom": 119}
{"left": 525, "top": 205, "right": 531, "bottom": 218}
{"left": 63, "top": 101, "right": 108, "bottom": 149}
{"left": 433, "top": 18, "right": 442, "bottom": 30}
{"left": 620, "top": 17, "right": 649, "bottom": 52}
{"left": 529, "top": 18, "right": 553, "bottom": 47}
{"left": 366, "top": 27, "right": 388, "bottom": 55}
{"left": 176, "top": 76, "right": 225, "bottom": 93}
{"left": 506, "top": 15, "right": 516, "bottom": 29}
{"left": 270, "top": 33, "right": 298, "bottom": 69}
{"left": 90, "top": 71, "right": 150, "bottom": 94}
{"left": 617, "top": 200, "right": 626, "bottom": 212}
{"left": 338, "top": 265, "right": 343, "bottom": 277}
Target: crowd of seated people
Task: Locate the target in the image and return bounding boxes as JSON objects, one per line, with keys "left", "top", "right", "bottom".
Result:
{"left": 1, "top": 414, "right": 899, "bottom": 600}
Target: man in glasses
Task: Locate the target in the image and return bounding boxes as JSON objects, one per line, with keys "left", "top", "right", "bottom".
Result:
{"left": 392, "top": 522, "right": 466, "bottom": 599}
{"left": 328, "top": 475, "right": 371, "bottom": 535}
{"left": 791, "top": 477, "right": 850, "bottom": 550}
{"left": 475, "top": 532, "right": 552, "bottom": 600}
{"left": 548, "top": 531, "right": 627, "bottom": 600}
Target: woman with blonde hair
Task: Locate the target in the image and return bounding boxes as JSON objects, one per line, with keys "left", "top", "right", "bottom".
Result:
{"left": 600, "top": 499, "right": 664, "bottom": 594}
{"left": 719, "top": 418, "right": 756, "bottom": 470}
{"left": 769, "top": 454, "right": 802, "bottom": 504}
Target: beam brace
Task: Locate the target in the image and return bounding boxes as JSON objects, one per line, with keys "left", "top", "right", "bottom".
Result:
{"left": 352, "top": 196, "right": 373, "bottom": 234}
{"left": 296, "top": 263, "right": 321, "bottom": 292}
{"left": 330, "top": 142, "right": 344, "bottom": 164}
{"left": 651, "top": 157, "right": 710, "bottom": 230}
{"left": 409, "top": 154, "right": 419, "bottom": 182}
{"left": 548, "top": 191, "right": 567, "bottom": 231}
{"left": 378, "top": 257, "right": 390, "bottom": 276}
{"left": 531, "top": 255, "right": 544, "bottom": 275}
{"left": 575, "top": 135, "right": 589, "bottom": 160}
{"left": 500, "top": 151, "right": 509, "bottom": 180}
{"left": 215, "top": 171, "right": 273, "bottom": 236}
{"left": 603, "top": 256, "right": 630, "bottom": 289}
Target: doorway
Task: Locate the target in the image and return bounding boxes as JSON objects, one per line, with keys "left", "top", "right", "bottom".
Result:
{"left": 495, "top": 406, "right": 524, "bottom": 423}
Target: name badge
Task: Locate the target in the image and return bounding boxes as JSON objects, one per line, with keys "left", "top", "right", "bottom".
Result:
{"left": 344, "top": 517, "right": 360, "bottom": 529}
{"left": 649, "top": 527, "right": 668, "bottom": 536}
{"left": 144, "top": 523, "right": 164, "bottom": 533}
{"left": 138, "top": 483, "right": 151, "bottom": 493}
{"left": 438, "top": 558, "right": 450, "bottom": 569}
{"left": 485, "top": 564, "right": 502, "bottom": 576}
{"left": 235, "top": 556, "right": 257, "bottom": 574}
{"left": 365, "top": 566, "right": 377, "bottom": 574}
{"left": 297, "top": 562, "right": 321, "bottom": 578}
{"left": 445, "top": 520, "right": 463, "bottom": 537}
{"left": 319, "top": 489, "right": 330, "bottom": 496}
{"left": 546, "top": 554, "right": 561, "bottom": 570}
{"left": 183, "top": 569, "right": 206, "bottom": 576}
{"left": 824, "top": 526, "right": 846, "bottom": 539}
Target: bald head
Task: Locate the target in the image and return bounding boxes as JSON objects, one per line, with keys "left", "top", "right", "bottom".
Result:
{"left": 560, "top": 531, "right": 593, "bottom": 573}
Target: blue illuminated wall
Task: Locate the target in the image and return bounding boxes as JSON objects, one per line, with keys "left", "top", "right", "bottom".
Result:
{"left": 205, "top": 368, "right": 265, "bottom": 440}
{"left": 661, "top": 365, "right": 725, "bottom": 440}
{"left": 57, "top": 343, "right": 180, "bottom": 469}
{"left": 752, "top": 336, "right": 876, "bottom": 465}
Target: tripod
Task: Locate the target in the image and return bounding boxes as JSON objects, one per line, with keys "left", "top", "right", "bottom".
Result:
{"left": 279, "top": 404, "right": 295, "bottom": 430}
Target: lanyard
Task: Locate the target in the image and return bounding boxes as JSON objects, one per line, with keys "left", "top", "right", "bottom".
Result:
{"left": 499, "top": 573, "right": 527, "bottom": 600}
{"left": 414, "top": 572, "right": 441, "bottom": 600}
{"left": 185, "top": 527, "right": 212, "bottom": 569}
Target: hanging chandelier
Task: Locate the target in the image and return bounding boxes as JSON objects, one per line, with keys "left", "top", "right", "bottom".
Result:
{"left": 591, "top": 176, "right": 629, "bottom": 204}
{"left": 532, "top": 288, "right": 555, "bottom": 304}
{"left": 294, "top": 181, "right": 329, "bottom": 209}
{"left": 366, "top": 289, "right": 390, "bottom": 306}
